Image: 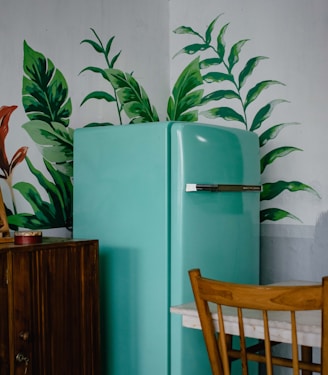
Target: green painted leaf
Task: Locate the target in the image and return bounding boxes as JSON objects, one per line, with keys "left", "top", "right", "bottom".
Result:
{"left": 261, "top": 180, "right": 320, "bottom": 200}
{"left": 177, "top": 110, "right": 199, "bottom": 122}
{"left": 199, "top": 58, "right": 222, "bottom": 69}
{"left": 25, "top": 156, "right": 66, "bottom": 212}
{"left": 260, "top": 208, "right": 301, "bottom": 223}
{"left": 216, "top": 23, "right": 229, "bottom": 61}
{"left": 201, "top": 89, "right": 239, "bottom": 105}
{"left": 9, "top": 156, "right": 72, "bottom": 229}
{"left": 245, "top": 80, "right": 285, "bottom": 109}
{"left": 227, "top": 39, "right": 249, "bottom": 72}
{"left": 203, "top": 71, "right": 234, "bottom": 83}
{"left": 167, "top": 57, "right": 203, "bottom": 121}
{"left": 80, "top": 38, "right": 104, "bottom": 54}
{"left": 176, "top": 90, "right": 204, "bottom": 116}
{"left": 205, "top": 14, "right": 222, "bottom": 43}
{"left": 13, "top": 181, "right": 56, "bottom": 221}
{"left": 172, "top": 57, "right": 203, "bottom": 103}
{"left": 201, "top": 107, "right": 245, "bottom": 124}
{"left": 173, "top": 25, "right": 202, "bottom": 38}
{"left": 111, "top": 51, "right": 121, "bottom": 67}
{"left": 250, "top": 99, "right": 288, "bottom": 131}
{"left": 105, "top": 36, "right": 115, "bottom": 58}
{"left": 106, "top": 68, "right": 159, "bottom": 123}
{"left": 261, "top": 146, "right": 302, "bottom": 173}
{"left": 44, "top": 158, "right": 73, "bottom": 228}
{"left": 22, "top": 41, "right": 72, "bottom": 127}
{"left": 8, "top": 213, "right": 47, "bottom": 230}
{"left": 22, "top": 120, "right": 73, "bottom": 176}
{"left": 174, "top": 43, "right": 209, "bottom": 58}
{"left": 259, "top": 122, "right": 300, "bottom": 147}
{"left": 81, "top": 29, "right": 106, "bottom": 53}
{"left": 80, "top": 91, "right": 116, "bottom": 106}
{"left": 79, "top": 66, "right": 110, "bottom": 81}
{"left": 238, "top": 56, "right": 268, "bottom": 88}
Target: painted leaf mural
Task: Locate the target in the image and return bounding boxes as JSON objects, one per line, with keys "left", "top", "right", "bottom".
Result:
{"left": 22, "top": 41, "right": 72, "bottom": 127}
{"left": 105, "top": 68, "right": 159, "bottom": 123}
{"left": 80, "top": 29, "right": 122, "bottom": 126}
{"left": 6, "top": 42, "right": 74, "bottom": 230}
{"left": 172, "top": 15, "right": 319, "bottom": 222}
{"left": 80, "top": 22, "right": 319, "bottom": 223}
{"left": 0, "top": 16, "right": 319, "bottom": 231}
{"left": 167, "top": 57, "right": 203, "bottom": 121}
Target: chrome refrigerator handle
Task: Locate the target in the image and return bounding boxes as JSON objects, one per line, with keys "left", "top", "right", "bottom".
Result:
{"left": 185, "top": 184, "right": 262, "bottom": 192}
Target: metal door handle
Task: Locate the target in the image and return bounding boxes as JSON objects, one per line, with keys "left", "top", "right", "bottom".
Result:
{"left": 186, "top": 184, "right": 262, "bottom": 192}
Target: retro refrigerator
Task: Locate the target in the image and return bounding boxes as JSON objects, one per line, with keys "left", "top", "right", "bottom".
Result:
{"left": 73, "top": 121, "right": 261, "bottom": 375}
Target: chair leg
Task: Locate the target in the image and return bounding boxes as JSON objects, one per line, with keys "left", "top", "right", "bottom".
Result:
{"left": 301, "top": 345, "right": 312, "bottom": 375}
{"left": 226, "top": 334, "right": 233, "bottom": 370}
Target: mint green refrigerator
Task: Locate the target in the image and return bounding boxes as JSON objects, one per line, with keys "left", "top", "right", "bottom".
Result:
{"left": 73, "top": 122, "right": 260, "bottom": 375}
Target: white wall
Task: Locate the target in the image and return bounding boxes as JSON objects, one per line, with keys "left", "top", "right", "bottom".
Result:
{"left": 1, "top": 0, "right": 328, "bottom": 281}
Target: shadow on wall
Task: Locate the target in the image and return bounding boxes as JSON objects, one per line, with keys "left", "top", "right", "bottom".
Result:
{"left": 311, "top": 211, "right": 328, "bottom": 281}
{"left": 260, "top": 212, "right": 328, "bottom": 285}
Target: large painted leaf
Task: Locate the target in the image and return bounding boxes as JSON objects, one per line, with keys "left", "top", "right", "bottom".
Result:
{"left": 261, "top": 146, "right": 302, "bottom": 173}
{"left": 22, "top": 120, "right": 73, "bottom": 176}
{"left": 260, "top": 208, "right": 301, "bottom": 223}
{"left": 44, "top": 158, "right": 73, "bottom": 228}
{"left": 22, "top": 41, "right": 72, "bottom": 127}
{"left": 259, "top": 122, "right": 300, "bottom": 147}
{"left": 106, "top": 68, "right": 159, "bottom": 123}
{"left": 12, "top": 182, "right": 58, "bottom": 224}
{"left": 8, "top": 156, "right": 72, "bottom": 229}
{"left": 167, "top": 57, "right": 203, "bottom": 121}
{"left": 250, "top": 99, "right": 288, "bottom": 131}
{"left": 261, "top": 181, "right": 320, "bottom": 200}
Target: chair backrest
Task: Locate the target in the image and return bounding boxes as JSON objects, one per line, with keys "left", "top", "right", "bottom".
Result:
{"left": 189, "top": 268, "right": 328, "bottom": 375}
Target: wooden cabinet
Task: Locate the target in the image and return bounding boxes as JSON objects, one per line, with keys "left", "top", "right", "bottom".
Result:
{"left": 0, "top": 238, "right": 100, "bottom": 375}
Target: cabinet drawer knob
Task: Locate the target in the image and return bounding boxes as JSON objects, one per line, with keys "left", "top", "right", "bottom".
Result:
{"left": 19, "top": 331, "right": 30, "bottom": 341}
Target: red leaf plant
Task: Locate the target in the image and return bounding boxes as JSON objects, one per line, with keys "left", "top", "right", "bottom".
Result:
{"left": 0, "top": 105, "right": 28, "bottom": 214}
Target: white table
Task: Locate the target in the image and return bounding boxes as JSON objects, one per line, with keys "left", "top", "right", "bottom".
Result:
{"left": 170, "top": 281, "right": 321, "bottom": 348}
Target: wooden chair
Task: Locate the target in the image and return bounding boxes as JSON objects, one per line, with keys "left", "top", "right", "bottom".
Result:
{"left": 189, "top": 268, "right": 328, "bottom": 375}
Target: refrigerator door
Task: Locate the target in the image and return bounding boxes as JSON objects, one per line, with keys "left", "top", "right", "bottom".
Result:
{"left": 73, "top": 124, "right": 171, "bottom": 375}
{"left": 169, "top": 123, "right": 260, "bottom": 374}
